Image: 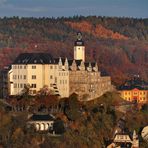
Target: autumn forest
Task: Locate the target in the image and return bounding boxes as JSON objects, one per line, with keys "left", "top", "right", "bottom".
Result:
{"left": 0, "top": 16, "right": 148, "bottom": 86}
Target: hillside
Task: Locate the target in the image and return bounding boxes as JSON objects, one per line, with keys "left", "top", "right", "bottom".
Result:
{"left": 0, "top": 16, "right": 148, "bottom": 86}
{"left": 0, "top": 92, "right": 147, "bottom": 147}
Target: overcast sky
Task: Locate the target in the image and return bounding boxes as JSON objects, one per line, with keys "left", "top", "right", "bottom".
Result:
{"left": 0, "top": 0, "right": 147, "bottom": 18}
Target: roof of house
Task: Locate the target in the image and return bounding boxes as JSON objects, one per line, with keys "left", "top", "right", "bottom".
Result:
{"left": 29, "top": 114, "right": 55, "bottom": 121}
{"left": 118, "top": 77, "right": 148, "bottom": 90}
{"left": 118, "top": 85, "right": 148, "bottom": 90}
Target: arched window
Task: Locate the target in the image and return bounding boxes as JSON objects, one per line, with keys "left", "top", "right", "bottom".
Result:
{"left": 40, "top": 123, "right": 46, "bottom": 131}
{"left": 36, "top": 123, "right": 40, "bottom": 131}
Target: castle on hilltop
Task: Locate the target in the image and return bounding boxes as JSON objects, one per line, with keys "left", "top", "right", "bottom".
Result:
{"left": 8, "top": 32, "right": 113, "bottom": 100}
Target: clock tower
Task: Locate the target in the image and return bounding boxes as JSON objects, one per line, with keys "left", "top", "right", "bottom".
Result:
{"left": 74, "top": 32, "right": 85, "bottom": 62}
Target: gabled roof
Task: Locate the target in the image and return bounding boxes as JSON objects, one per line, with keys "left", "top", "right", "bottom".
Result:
{"left": 29, "top": 114, "right": 55, "bottom": 121}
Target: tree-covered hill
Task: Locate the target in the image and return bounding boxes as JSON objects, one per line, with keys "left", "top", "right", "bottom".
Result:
{"left": 0, "top": 92, "right": 147, "bottom": 147}
{"left": 0, "top": 16, "right": 148, "bottom": 86}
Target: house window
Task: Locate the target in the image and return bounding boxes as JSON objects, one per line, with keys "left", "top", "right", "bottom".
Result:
{"left": 32, "top": 65, "right": 36, "bottom": 69}
{"left": 31, "top": 84, "right": 36, "bottom": 88}
{"left": 20, "top": 66, "right": 22, "bottom": 69}
{"left": 32, "top": 75, "right": 36, "bottom": 79}
{"left": 20, "top": 75, "right": 22, "bottom": 79}
{"left": 50, "top": 75, "right": 53, "bottom": 79}
{"left": 50, "top": 65, "right": 53, "bottom": 69}
{"left": 24, "top": 65, "right": 26, "bottom": 69}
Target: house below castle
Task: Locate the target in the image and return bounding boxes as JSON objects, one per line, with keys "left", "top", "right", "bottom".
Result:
{"left": 118, "top": 77, "right": 148, "bottom": 104}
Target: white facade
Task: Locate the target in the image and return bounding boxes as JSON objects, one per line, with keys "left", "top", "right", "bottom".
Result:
{"left": 74, "top": 45, "right": 85, "bottom": 62}
{"left": 10, "top": 60, "right": 69, "bottom": 98}
{"left": 28, "top": 120, "right": 54, "bottom": 131}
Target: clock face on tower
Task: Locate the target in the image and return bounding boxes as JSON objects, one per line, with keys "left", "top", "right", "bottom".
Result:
{"left": 77, "top": 32, "right": 82, "bottom": 40}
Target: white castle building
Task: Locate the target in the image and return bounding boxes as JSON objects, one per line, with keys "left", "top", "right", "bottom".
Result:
{"left": 8, "top": 32, "right": 113, "bottom": 100}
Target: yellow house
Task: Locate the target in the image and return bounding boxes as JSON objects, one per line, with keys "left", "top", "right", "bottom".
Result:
{"left": 119, "top": 87, "right": 148, "bottom": 104}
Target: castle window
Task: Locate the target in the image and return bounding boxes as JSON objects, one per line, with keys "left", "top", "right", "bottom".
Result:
{"left": 24, "top": 75, "right": 26, "bottom": 79}
{"left": 20, "top": 66, "right": 22, "bottom": 69}
{"left": 32, "top": 65, "right": 36, "bottom": 69}
{"left": 50, "top": 75, "right": 53, "bottom": 79}
{"left": 13, "top": 75, "right": 17, "bottom": 79}
{"left": 24, "top": 65, "right": 26, "bottom": 69}
{"left": 20, "top": 84, "right": 23, "bottom": 88}
{"left": 33, "top": 90, "right": 36, "bottom": 94}
{"left": 55, "top": 77, "right": 57, "bottom": 83}
{"left": 31, "top": 84, "right": 36, "bottom": 88}
{"left": 32, "top": 75, "right": 36, "bottom": 79}
{"left": 50, "top": 65, "right": 53, "bottom": 69}
{"left": 14, "top": 83, "right": 17, "bottom": 88}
